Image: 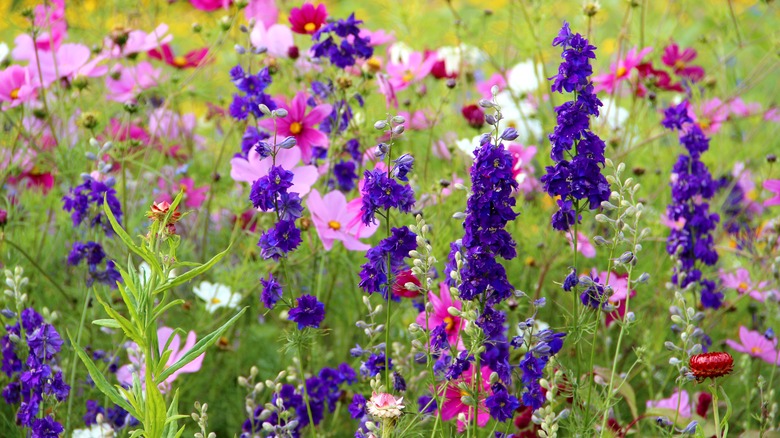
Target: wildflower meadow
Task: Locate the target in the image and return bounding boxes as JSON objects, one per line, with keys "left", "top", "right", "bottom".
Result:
{"left": 1, "top": 0, "right": 780, "bottom": 436}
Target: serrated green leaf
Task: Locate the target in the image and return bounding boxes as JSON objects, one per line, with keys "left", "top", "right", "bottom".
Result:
{"left": 156, "top": 307, "right": 246, "bottom": 383}
{"left": 152, "top": 245, "right": 231, "bottom": 295}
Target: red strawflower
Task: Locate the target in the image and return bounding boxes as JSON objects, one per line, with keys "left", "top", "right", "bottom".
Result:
{"left": 461, "top": 104, "right": 485, "bottom": 129}
{"left": 689, "top": 352, "right": 734, "bottom": 382}
{"left": 148, "top": 44, "right": 209, "bottom": 69}
{"left": 289, "top": 3, "right": 327, "bottom": 35}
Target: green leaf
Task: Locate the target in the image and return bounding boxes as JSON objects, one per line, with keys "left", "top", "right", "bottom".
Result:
{"left": 92, "top": 319, "right": 121, "bottom": 329}
{"left": 594, "top": 366, "right": 638, "bottom": 418}
{"left": 145, "top": 381, "right": 167, "bottom": 438}
{"left": 152, "top": 299, "right": 186, "bottom": 323}
{"left": 69, "top": 331, "right": 138, "bottom": 418}
{"left": 93, "top": 293, "right": 144, "bottom": 346}
{"left": 103, "top": 193, "right": 164, "bottom": 280}
{"left": 156, "top": 307, "right": 246, "bottom": 383}
{"left": 152, "top": 245, "right": 232, "bottom": 295}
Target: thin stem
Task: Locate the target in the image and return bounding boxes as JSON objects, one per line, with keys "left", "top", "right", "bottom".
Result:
{"left": 727, "top": 0, "right": 743, "bottom": 47}
{"left": 711, "top": 382, "right": 723, "bottom": 438}
{"left": 65, "top": 287, "right": 92, "bottom": 431}
{"left": 297, "top": 342, "right": 318, "bottom": 438}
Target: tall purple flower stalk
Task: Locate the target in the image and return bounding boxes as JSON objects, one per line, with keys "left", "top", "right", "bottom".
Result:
{"left": 662, "top": 101, "right": 721, "bottom": 308}
{"left": 541, "top": 21, "right": 610, "bottom": 232}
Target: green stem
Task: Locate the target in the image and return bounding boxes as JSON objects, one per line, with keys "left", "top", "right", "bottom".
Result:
{"left": 711, "top": 382, "right": 723, "bottom": 438}
{"left": 297, "top": 342, "right": 318, "bottom": 438}
{"left": 65, "top": 287, "right": 92, "bottom": 431}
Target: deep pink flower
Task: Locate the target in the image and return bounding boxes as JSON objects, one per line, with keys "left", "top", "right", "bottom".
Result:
{"left": 592, "top": 270, "right": 635, "bottom": 327}
{"left": 438, "top": 364, "right": 491, "bottom": 432}
{"left": 646, "top": 390, "right": 691, "bottom": 418}
{"left": 245, "top": 0, "right": 279, "bottom": 28}
{"left": 250, "top": 22, "right": 294, "bottom": 58}
{"left": 31, "top": 0, "right": 66, "bottom": 51}
{"left": 377, "top": 73, "right": 398, "bottom": 108}
{"left": 258, "top": 92, "right": 332, "bottom": 163}
{"left": 719, "top": 268, "right": 778, "bottom": 302}
{"left": 635, "top": 62, "right": 683, "bottom": 96}
{"left": 765, "top": 179, "right": 780, "bottom": 207}
{"left": 661, "top": 43, "right": 705, "bottom": 81}
{"left": 569, "top": 232, "right": 595, "bottom": 258}
{"left": 190, "top": 0, "right": 232, "bottom": 11}
{"left": 149, "top": 44, "right": 209, "bottom": 69}
{"left": 593, "top": 47, "right": 653, "bottom": 94}
{"left": 765, "top": 107, "right": 780, "bottom": 123}
{"left": 230, "top": 146, "right": 319, "bottom": 197}
{"left": 726, "top": 326, "right": 780, "bottom": 365}
{"left": 105, "top": 62, "right": 162, "bottom": 103}
{"left": 392, "top": 269, "right": 421, "bottom": 298}
{"left": 507, "top": 142, "right": 539, "bottom": 194}
{"left": 157, "top": 177, "right": 208, "bottom": 209}
{"left": 108, "top": 119, "right": 150, "bottom": 144}
{"left": 0, "top": 65, "right": 38, "bottom": 110}
{"left": 307, "top": 189, "right": 378, "bottom": 251}
{"left": 691, "top": 98, "right": 729, "bottom": 135}
{"left": 289, "top": 3, "right": 328, "bottom": 35}
{"left": 116, "top": 327, "right": 205, "bottom": 393}
{"left": 432, "top": 132, "right": 456, "bottom": 161}
{"left": 386, "top": 51, "right": 436, "bottom": 91}
{"left": 416, "top": 283, "right": 465, "bottom": 348}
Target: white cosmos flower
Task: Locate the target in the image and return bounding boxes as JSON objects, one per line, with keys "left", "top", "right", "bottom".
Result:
{"left": 455, "top": 135, "right": 483, "bottom": 158}
{"left": 507, "top": 60, "right": 543, "bottom": 95}
{"left": 387, "top": 42, "right": 414, "bottom": 65}
{"left": 72, "top": 424, "right": 114, "bottom": 438}
{"left": 495, "top": 90, "right": 543, "bottom": 143}
{"left": 193, "top": 281, "right": 241, "bottom": 313}
{"left": 0, "top": 43, "right": 9, "bottom": 64}
{"left": 436, "top": 44, "right": 484, "bottom": 76}
{"left": 596, "top": 97, "right": 630, "bottom": 130}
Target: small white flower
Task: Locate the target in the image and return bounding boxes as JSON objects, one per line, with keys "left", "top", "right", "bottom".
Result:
{"left": 436, "top": 44, "right": 484, "bottom": 76}
{"left": 507, "top": 60, "right": 543, "bottom": 95}
{"left": 387, "top": 42, "right": 414, "bottom": 65}
{"left": 0, "top": 43, "right": 9, "bottom": 65}
{"left": 596, "top": 97, "right": 630, "bottom": 130}
{"left": 193, "top": 281, "right": 241, "bottom": 313}
{"left": 367, "top": 392, "right": 405, "bottom": 420}
{"left": 72, "top": 424, "right": 114, "bottom": 438}
{"left": 455, "top": 135, "right": 483, "bottom": 158}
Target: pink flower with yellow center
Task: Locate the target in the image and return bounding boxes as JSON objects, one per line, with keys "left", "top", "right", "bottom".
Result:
{"left": 306, "top": 189, "right": 378, "bottom": 251}
{"left": 719, "top": 268, "right": 779, "bottom": 302}
{"left": 593, "top": 47, "right": 653, "bottom": 94}
{"left": 157, "top": 177, "right": 208, "bottom": 209}
{"left": 0, "top": 65, "right": 38, "bottom": 110}
{"left": 258, "top": 92, "right": 332, "bottom": 164}
{"left": 438, "top": 364, "right": 491, "bottom": 432}
{"left": 416, "top": 283, "right": 465, "bottom": 348}
{"left": 386, "top": 51, "right": 436, "bottom": 91}
{"left": 726, "top": 326, "right": 780, "bottom": 366}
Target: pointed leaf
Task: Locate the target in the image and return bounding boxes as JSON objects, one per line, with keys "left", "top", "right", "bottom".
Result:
{"left": 103, "top": 193, "right": 164, "bottom": 279}
{"left": 92, "top": 319, "right": 121, "bottom": 329}
{"left": 153, "top": 245, "right": 232, "bottom": 295}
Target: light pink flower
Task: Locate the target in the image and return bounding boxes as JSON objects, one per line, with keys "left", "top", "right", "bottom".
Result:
{"left": 250, "top": 22, "right": 294, "bottom": 58}
{"left": 646, "top": 390, "right": 691, "bottom": 418}
{"left": 728, "top": 98, "right": 761, "bottom": 118}
{"left": 0, "top": 65, "right": 38, "bottom": 110}
{"left": 105, "top": 62, "right": 162, "bottom": 102}
{"left": 765, "top": 107, "right": 780, "bottom": 123}
{"left": 476, "top": 73, "right": 506, "bottom": 100}
{"left": 157, "top": 177, "right": 208, "bottom": 209}
{"left": 245, "top": 0, "right": 279, "bottom": 29}
{"left": 109, "top": 24, "right": 173, "bottom": 58}
{"left": 31, "top": 0, "right": 66, "bottom": 51}
{"left": 726, "top": 326, "right": 779, "bottom": 365}
{"left": 37, "top": 43, "right": 108, "bottom": 86}
{"left": 258, "top": 92, "right": 332, "bottom": 163}
{"left": 439, "top": 365, "right": 491, "bottom": 432}
{"left": 416, "top": 283, "right": 465, "bottom": 348}
{"left": 230, "top": 146, "right": 319, "bottom": 197}
{"left": 660, "top": 212, "right": 686, "bottom": 230}
{"left": 432, "top": 132, "right": 456, "bottom": 161}
{"left": 732, "top": 162, "right": 762, "bottom": 215}
{"left": 116, "top": 327, "right": 205, "bottom": 392}
{"left": 719, "top": 268, "right": 778, "bottom": 302}
{"left": 764, "top": 179, "right": 780, "bottom": 207}
{"left": 307, "top": 189, "right": 378, "bottom": 251}
{"left": 593, "top": 47, "right": 653, "bottom": 94}
{"left": 190, "top": 0, "right": 232, "bottom": 11}
{"left": 569, "top": 232, "right": 596, "bottom": 258}
{"left": 377, "top": 73, "right": 398, "bottom": 108}
{"left": 366, "top": 392, "right": 405, "bottom": 419}
{"left": 149, "top": 108, "right": 201, "bottom": 145}
{"left": 691, "top": 98, "right": 729, "bottom": 135}
{"left": 358, "top": 28, "right": 395, "bottom": 46}
{"left": 386, "top": 51, "right": 435, "bottom": 91}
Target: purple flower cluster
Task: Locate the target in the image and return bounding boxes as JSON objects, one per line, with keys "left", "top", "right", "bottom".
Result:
{"left": 242, "top": 363, "right": 356, "bottom": 437}
{"left": 62, "top": 176, "right": 123, "bottom": 236}
{"left": 662, "top": 102, "right": 721, "bottom": 308}
{"left": 311, "top": 14, "right": 373, "bottom": 69}
{"left": 512, "top": 326, "right": 565, "bottom": 410}
{"left": 260, "top": 273, "right": 283, "bottom": 309}
{"left": 358, "top": 226, "right": 417, "bottom": 298}
{"left": 288, "top": 294, "right": 326, "bottom": 329}
{"left": 360, "top": 352, "right": 393, "bottom": 377}
{"left": 1, "top": 308, "right": 69, "bottom": 432}
{"left": 250, "top": 165, "right": 304, "bottom": 260}
{"left": 359, "top": 168, "right": 415, "bottom": 226}
{"left": 485, "top": 382, "right": 521, "bottom": 422}
{"left": 228, "top": 65, "right": 276, "bottom": 121}
{"left": 67, "top": 241, "right": 122, "bottom": 289}
{"left": 541, "top": 21, "right": 610, "bottom": 231}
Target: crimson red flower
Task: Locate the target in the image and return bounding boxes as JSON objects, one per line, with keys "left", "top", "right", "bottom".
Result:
{"left": 461, "top": 104, "right": 485, "bottom": 129}
{"left": 392, "top": 268, "right": 421, "bottom": 298}
{"left": 696, "top": 392, "right": 712, "bottom": 417}
{"left": 689, "top": 352, "right": 733, "bottom": 382}
{"left": 148, "top": 44, "right": 209, "bottom": 69}
{"left": 289, "top": 3, "right": 327, "bottom": 35}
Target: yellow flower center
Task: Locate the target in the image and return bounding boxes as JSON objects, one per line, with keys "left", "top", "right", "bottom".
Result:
{"left": 304, "top": 22, "right": 316, "bottom": 33}
{"left": 10, "top": 88, "right": 20, "bottom": 99}
{"left": 751, "top": 346, "right": 763, "bottom": 355}
{"left": 173, "top": 56, "right": 187, "bottom": 67}
{"left": 210, "top": 297, "right": 221, "bottom": 304}
{"left": 443, "top": 316, "right": 455, "bottom": 331}
{"left": 328, "top": 220, "right": 341, "bottom": 231}
{"left": 699, "top": 119, "right": 710, "bottom": 129}
{"left": 737, "top": 282, "right": 749, "bottom": 293}
{"left": 290, "top": 122, "right": 303, "bottom": 135}
{"left": 616, "top": 66, "right": 627, "bottom": 78}
{"left": 674, "top": 59, "right": 686, "bottom": 70}
{"left": 179, "top": 184, "right": 189, "bottom": 193}
{"left": 366, "top": 57, "right": 382, "bottom": 73}
{"left": 402, "top": 71, "right": 414, "bottom": 83}
{"left": 728, "top": 239, "right": 738, "bottom": 249}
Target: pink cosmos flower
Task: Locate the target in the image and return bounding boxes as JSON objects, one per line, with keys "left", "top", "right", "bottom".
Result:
{"left": 416, "top": 283, "right": 465, "bottom": 348}
{"left": 148, "top": 44, "right": 210, "bottom": 69}
{"left": 432, "top": 132, "right": 456, "bottom": 161}
{"left": 157, "top": 177, "right": 208, "bottom": 209}
{"left": 765, "top": 107, "right": 780, "bottom": 123}
{"left": 569, "top": 232, "right": 595, "bottom": 258}
{"left": 439, "top": 365, "right": 491, "bottom": 432}
{"left": 149, "top": 109, "right": 201, "bottom": 146}
{"left": 763, "top": 179, "right": 780, "bottom": 207}
{"left": 661, "top": 43, "right": 705, "bottom": 81}
{"left": 230, "top": 146, "right": 319, "bottom": 197}
{"left": 108, "top": 119, "right": 150, "bottom": 144}
{"left": 105, "top": 62, "right": 162, "bottom": 103}
{"left": 108, "top": 24, "right": 173, "bottom": 58}
{"left": 250, "top": 22, "right": 295, "bottom": 58}
{"left": 731, "top": 162, "right": 762, "bottom": 215}
{"left": 117, "top": 327, "right": 205, "bottom": 392}
{"left": 386, "top": 51, "right": 436, "bottom": 91}
{"left": 258, "top": 92, "right": 332, "bottom": 163}
{"left": 31, "top": 0, "right": 66, "bottom": 51}
{"left": 593, "top": 47, "right": 653, "bottom": 94}
{"left": 307, "top": 189, "right": 378, "bottom": 251}
{"left": 377, "top": 73, "right": 398, "bottom": 108}
{"left": 190, "top": 0, "right": 232, "bottom": 11}
{"left": 476, "top": 73, "right": 506, "bottom": 100}
{"left": 719, "top": 268, "right": 778, "bottom": 302}
{"left": 691, "top": 98, "right": 729, "bottom": 135}
{"left": 37, "top": 43, "right": 108, "bottom": 86}
{"left": 245, "top": 0, "right": 279, "bottom": 29}
{"left": 728, "top": 98, "right": 761, "bottom": 118}
{"left": 646, "top": 390, "right": 691, "bottom": 418}
{"left": 726, "top": 326, "right": 780, "bottom": 365}
{"left": 0, "top": 65, "right": 38, "bottom": 110}
{"left": 358, "top": 28, "right": 395, "bottom": 46}
{"left": 507, "top": 142, "right": 539, "bottom": 194}
{"left": 289, "top": 3, "right": 328, "bottom": 35}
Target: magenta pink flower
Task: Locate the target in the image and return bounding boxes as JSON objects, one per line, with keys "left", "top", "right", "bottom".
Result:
{"left": 230, "top": 146, "right": 319, "bottom": 197}
{"left": 116, "top": 326, "right": 205, "bottom": 392}
{"left": 0, "top": 65, "right": 38, "bottom": 110}
{"left": 416, "top": 283, "right": 465, "bottom": 348}
{"left": 593, "top": 47, "right": 653, "bottom": 94}
{"left": 646, "top": 390, "right": 692, "bottom": 418}
{"left": 31, "top": 0, "right": 66, "bottom": 51}
{"left": 148, "top": 44, "right": 210, "bottom": 69}
{"left": 386, "top": 51, "right": 436, "bottom": 91}
{"left": 157, "top": 177, "right": 208, "bottom": 209}
{"left": 592, "top": 270, "right": 635, "bottom": 327}
{"left": 258, "top": 92, "right": 331, "bottom": 163}
{"left": 107, "top": 24, "right": 173, "bottom": 58}
{"left": 105, "top": 62, "right": 162, "bottom": 103}
{"left": 250, "top": 22, "right": 294, "bottom": 58}
{"left": 507, "top": 142, "right": 539, "bottom": 194}
{"left": 765, "top": 107, "right": 780, "bottom": 123}
{"left": 763, "top": 179, "right": 780, "bottom": 207}
{"left": 377, "top": 73, "right": 398, "bottom": 108}
{"left": 289, "top": 3, "right": 328, "bottom": 35}
{"left": 476, "top": 73, "right": 506, "bottom": 100}
{"left": 307, "top": 189, "right": 378, "bottom": 251}
{"left": 691, "top": 98, "right": 729, "bottom": 135}
{"left": 190, "top": 0, "right": 232, "bottom": 11}
{"left": 726, "top": 326, "right": 779, "bottom": 365}
{"left": 245, "top": 0, "right": 279, "bottom": 28}
{"left": 661, "top": 43, "right": 705, "bottom": 81}
{"left": 569, "top": 232, "right": 596, "bottom": 258}
{"left": 438, "top": 364, "right": 491, "bottom": 432}
{"left": 728, "top": 97, "right": 762, "bottom": 118}
{"left": 719, "top": 268, "right": 778, "bottom": 302}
